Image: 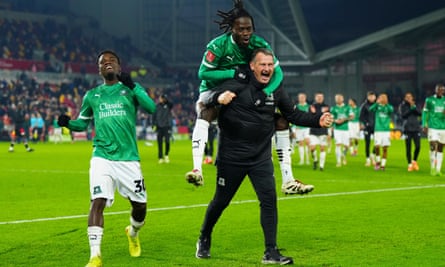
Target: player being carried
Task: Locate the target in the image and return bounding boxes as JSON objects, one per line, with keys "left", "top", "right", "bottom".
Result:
{"left": 185, "top": 0, "right": 313, "bottom": 194}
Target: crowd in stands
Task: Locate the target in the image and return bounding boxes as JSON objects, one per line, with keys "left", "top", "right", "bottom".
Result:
{"left": 0, "top": 9, "right": 200, "bottom": 142}
{"left": 0, "top": 4, "right": 435, "bottom": 144}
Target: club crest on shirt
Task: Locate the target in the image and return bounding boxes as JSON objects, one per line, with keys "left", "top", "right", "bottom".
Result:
{"left": 120, "top": 90, "right": 128, "bottom": 96}
{"left": 206, "top": 51, "right": 216, "bottom": 63}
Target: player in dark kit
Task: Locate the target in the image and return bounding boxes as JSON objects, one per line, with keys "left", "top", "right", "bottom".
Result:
{"left": 308, "top": 92, "right": 330, "bottom": 171}
{"left": 195, "top": 48, "right": 333, "bottom": 265}
{"left": 8, "top": 102, "right": 34, "bottom": 152}
{"left": 359, "top": 91, "right": 377, "bottom": 166}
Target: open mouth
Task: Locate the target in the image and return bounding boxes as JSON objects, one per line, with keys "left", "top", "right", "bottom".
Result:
{"left": 261, "top": 71, "right": 270, "bottom": 78}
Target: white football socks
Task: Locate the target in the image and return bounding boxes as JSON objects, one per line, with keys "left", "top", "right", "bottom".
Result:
{"left": 275, "top": 130, "right": 294, "bottom": 185}
{"left": 129, "top": 216, "right": 145, "bottom": 237}
{"left": 191, "top": 119, "right": 209, "bottom": 171}
{"left": 87, "top": 226, "right": 103, "bottom": 259}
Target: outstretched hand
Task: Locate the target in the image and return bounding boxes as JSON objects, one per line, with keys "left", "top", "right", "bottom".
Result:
{"left": 117, "top": 72, "right": 136, "bottom": 89}
{"left": 58, "top": 114, "right": 71, "bottom": 127}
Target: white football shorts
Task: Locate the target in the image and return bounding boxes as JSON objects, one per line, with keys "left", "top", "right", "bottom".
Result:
{"left": 294, "top": 128, "right": 309, "bottom": 142}
{"left": 348, "top": 121, "right": 360, "bottom": 139}
{"left": 334, "top": 129, "right": 350, "bottom": 146}
{"left": 309, "top": 134, "right": 328, "bottom": 147}
{"left": 374, "top": 131, "right": 391, "bottom": 147}
{"left": 89, "top": 157, "right": 146, "bottom": 207}
{"left": 428, "top": 128, "right": 445, "bottom": 144}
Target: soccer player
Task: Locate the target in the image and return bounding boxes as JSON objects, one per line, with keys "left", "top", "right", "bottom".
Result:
{"left": 186, "top": 0, "right": 305, "bottom": 194}
{"left": 369, "top": 93, "right": 394, "bottom": 170}
{"left": 348, "top": 98, "right": 360, "bottom": 156}
{"left": 359, "top": 91, "right": 377, "bottom": 166}
{"left": 422, "top": 84, "right": 445, "bottom": 176}
{"left": 399, "top": 92, "right": 422, "bottom": 171}
{"left": 331, "top": 94, "right": 353, "bottom": 167}
{"left": 57, "top": 50, "right": 157, "bottom": 267}
{"left": 195, "top": 48, "right": 333, "bottom": 265}
{"left": 309, "top": 92, "right": 330, "bottom": 171}
{"left": 292, "top": 92, "right": 311, "bottom": 165}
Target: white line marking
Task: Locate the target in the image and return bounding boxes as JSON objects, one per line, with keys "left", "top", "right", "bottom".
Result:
{"left": 1, "top": 184, "right": 444, "bottom": 225}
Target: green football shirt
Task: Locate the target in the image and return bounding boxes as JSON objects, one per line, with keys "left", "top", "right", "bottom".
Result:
{"left": 330, "top": 104, "right": 351, "bottom": 130}
{"left": 293, "top": 103, "right": 310, "bottom": 129}
{"left": 67, "top": 82, "right": 156, "bottom": 161}
{"left": 198, "top": 33, "right": 283, "bottom": 95}
{"left": 422, "top": 95, "right": 445, "bottom": 129}
{"left": 349, "top": 106, "right": 360, "bottom": 123}
{"left": 369, "top": 103, "right": 394, "bottom": 132}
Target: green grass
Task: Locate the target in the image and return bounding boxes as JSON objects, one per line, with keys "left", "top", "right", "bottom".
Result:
{"left": 0, "top": 138, "right": 444, "bottom": 267}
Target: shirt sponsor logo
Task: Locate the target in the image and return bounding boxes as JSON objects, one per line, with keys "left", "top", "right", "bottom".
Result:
{"left": 98, "top": 102, "right": 127, "bottom": 119}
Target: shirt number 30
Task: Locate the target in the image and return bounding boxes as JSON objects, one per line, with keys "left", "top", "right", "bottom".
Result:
{"left": 134, "top": 179, "right": 146, "bottom": 193}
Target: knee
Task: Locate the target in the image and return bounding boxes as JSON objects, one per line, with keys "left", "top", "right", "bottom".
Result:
{"left": 199, "top": 106, "right": 217, "bottom": 122}
{"left": 274, "top": 114, "right": 289, "bottom": 131}
{"left": 131, "top": 201, "right": 146, "bottom": 212}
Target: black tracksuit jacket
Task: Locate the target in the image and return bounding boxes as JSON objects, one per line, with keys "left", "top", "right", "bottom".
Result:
{"left": 211, "top": 78, "right": 322, "bottom": 167}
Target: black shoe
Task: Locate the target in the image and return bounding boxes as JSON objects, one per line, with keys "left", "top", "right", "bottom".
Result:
{"left": 195, "top": 237, "right": 211, "bottom": 259}
{"left": 262, "top": 247, "right": 293, "bottom": 265}
{"left": 313, "top": 161, "right": 318, "bottom": 170}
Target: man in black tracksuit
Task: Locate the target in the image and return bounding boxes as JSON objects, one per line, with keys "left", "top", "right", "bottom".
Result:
{"left": 359, "top": 91, "right": 376, "bottom": 166}
{"left": 195, "top": 48, "right": 333, "bottom": 265}
{"left": 153, "top": 94, "right": 173, "bottom": 163}
{"left": 398, "top": 92, "right": 422, "bottom": 171}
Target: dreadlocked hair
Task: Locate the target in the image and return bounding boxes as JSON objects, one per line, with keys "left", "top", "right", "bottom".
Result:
{"left": 214, "top": 0, "right": 255, "bottom": 32}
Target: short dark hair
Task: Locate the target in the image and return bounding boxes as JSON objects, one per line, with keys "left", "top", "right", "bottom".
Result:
{"left": 250, "top": 48, "right": 274, "bottom": 62}
{"left": 367, "top": 91, "right": 376, "bottom": 96}
{"left": 97, "top": 50, "right": 120, "bottom": 64}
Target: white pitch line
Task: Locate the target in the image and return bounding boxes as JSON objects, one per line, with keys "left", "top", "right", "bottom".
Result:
{"left": 1, "top": 184, "right": 444, "bottom": 225}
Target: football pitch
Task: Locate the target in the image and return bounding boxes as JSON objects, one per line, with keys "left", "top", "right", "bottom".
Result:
{"left": 0, "top": 138, "right": 443, "bottom": 267}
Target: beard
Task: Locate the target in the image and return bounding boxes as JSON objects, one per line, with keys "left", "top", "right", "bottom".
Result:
{"left": 104, "top": 72, "right": 116, "bottom": 81}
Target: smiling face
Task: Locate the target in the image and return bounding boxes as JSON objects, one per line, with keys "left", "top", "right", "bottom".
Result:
{"left": 98, "top": 52, "right": 121, "bottom": 82}
{"left": 249, "top": 51, "right": 274, "bottom": 85}
{"left": 231, "top": 16, "right": 253, "bottom": 47}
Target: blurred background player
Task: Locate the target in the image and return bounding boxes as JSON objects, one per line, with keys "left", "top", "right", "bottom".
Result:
{"left": 52, "top": 113, "right": 63, "bottom": 144}
{"left": 398, "top": 92, "right": 422, "bottom": 172}
{"left": 348, "top": 98, "right": 360, "bottom": 156}
{"left": 292, "top": 92, "right": 311, "bottom": 165}
{"left": 309, "top": 92, "right": 330, "bottom": 171}
{"left": 331, "top": 94, "right": 353, "bottom": 167}
{"left": 370, "top": 93, "right": 394, "bottom": 170}
{"left": 153, "top": 94, "right": 173, "bottom": 164}
{"left": 422, "top": 83, "right": 445, "bottom": 176}
{"left": 8, "top": 102, "right": 34, "bottom": 152}
{"left": 360, "top": 91, "right": 377, "bottom": 166}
